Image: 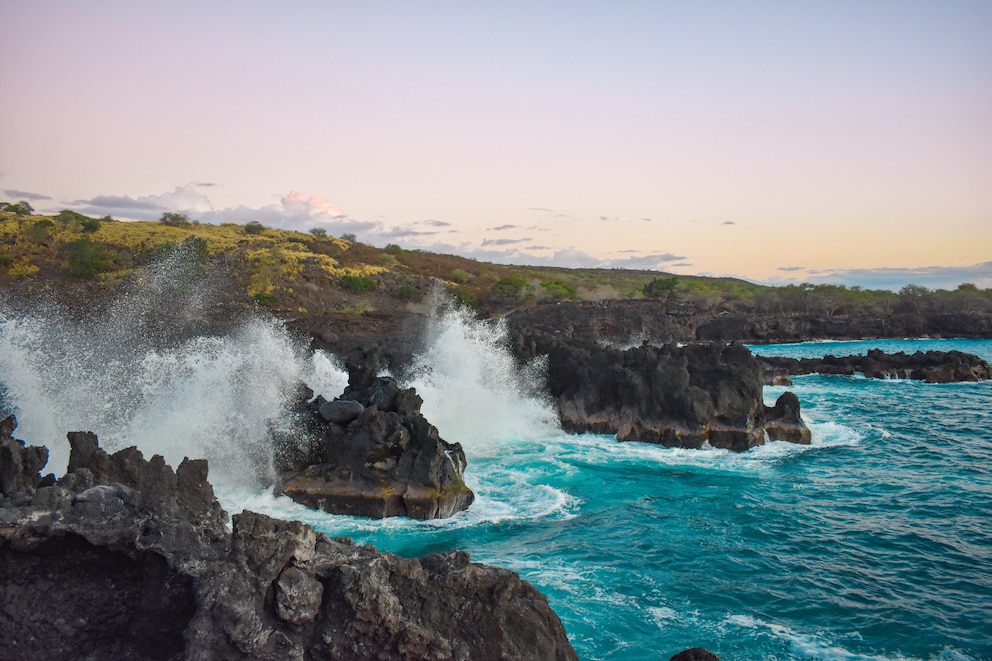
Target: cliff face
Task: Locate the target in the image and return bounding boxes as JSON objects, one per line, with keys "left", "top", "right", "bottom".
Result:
{"left": 513, "top": 334, "right": 810, "bottom": 452}
{"left": 0, "top": 416, "right": 578, "bottom": 661}
{"left": 506, "top": 301, "right": 992, "bottom": 344}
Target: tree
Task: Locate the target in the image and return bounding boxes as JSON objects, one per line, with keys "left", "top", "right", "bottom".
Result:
{"left": 244, "top": 221, "right": 265, "bottom": 235}
{"left": 341, "top": 233, "right": 357, "bottom": 243}
{"left": 643, "top": 276, "right": 678, "bottom": 300}
{"left": 160, "top": 211, "right": 191, "bottom": 227}
{"left": 309, "top": 227, "right": 327, "bottom": 237}
{"left": 4, "top": 200, "right": 34, "bottom": 216}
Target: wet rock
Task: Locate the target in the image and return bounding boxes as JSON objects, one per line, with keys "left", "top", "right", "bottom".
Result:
{"left": 670, "top": 648, "right": 720, "bottom": 661}
{"left": 0, "top": 417, "right": 577, "bottom": 661}
{"left": 275, "top": 352, "right": 474, "bottom": 520}
{"left": 764, "top": 391, "right": 812, "bottom": 444}
{"left": 758, "top": 349, "right": 992, "bottom": 384}
{"left": 516, "top": 334, "right": 809, "bottom": 452}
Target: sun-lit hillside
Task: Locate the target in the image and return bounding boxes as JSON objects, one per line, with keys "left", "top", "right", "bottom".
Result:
{"left": 3, "top": 209, "right": 991, "bottom": 322}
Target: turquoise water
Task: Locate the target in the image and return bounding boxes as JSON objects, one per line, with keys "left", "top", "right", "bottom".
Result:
{"left": 245, "top": 338, "right": 992, "bottom": 661}
{"left": 3, "top": 294, "right": 990, "bottom": 660}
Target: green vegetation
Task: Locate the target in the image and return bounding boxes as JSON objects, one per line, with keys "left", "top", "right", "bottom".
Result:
{"left": 340, "top": 274, "right": 377, "bottom": 293}
{"left": 1, "top": 206, "right": 990, "bottom": 321}
{"left": 160, "top": 211, "right": 192, "bottom": 227}
{"left": 643, "top": 276, "right": 678, "bottom": 299}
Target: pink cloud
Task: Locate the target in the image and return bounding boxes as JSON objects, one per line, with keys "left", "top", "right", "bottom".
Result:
{"left": 281, "top": 191, "right": 343, "bottom": 218}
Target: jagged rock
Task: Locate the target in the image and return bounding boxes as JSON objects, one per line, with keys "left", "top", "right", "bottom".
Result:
{"left": 758, "top": 349, "right": 992, "bottom": 384}
{"left": 515, "top": 334, "right": 809, "bottom": 452}
{"left": 0, "top": 415, "right": 51, "bottom": 498}
{"left": 277, "top": 373, "right": 475, "bottom": 519}
{"left": 670, "top": 648, "right": 720, "bottom": 661}
{"left": 0, "top": 417, "right": 578, "bottom": 661}
{"left": 764, "top": 391, "right": 812, "bottom": 444}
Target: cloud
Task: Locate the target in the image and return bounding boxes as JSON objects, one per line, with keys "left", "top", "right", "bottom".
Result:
{"left": 598, "top": 216, "right": 610, "bottom": 222}
{"left": 482, "top": 237, "right": 530, "bottom": 247}
{"left": 489, "top": 224, "right": 519, "bottom": 231}
{"left": 66, "top": 184, "right": 381, "bottom": 238}
{"left": 419, "top": 219, "right": 452, "bottom": 227}
{"left": 528, "top": 207, "right": 554, "bottom": 213}
{"left": 3, "top": 189, "right": 52, "bottom": 201}
{"left": 778, "top": 266, "right": 806, "bottom": 272}
{"left": 71, "top": 185, "right": 214, "bottom": 219}
{"left": 722, "top": 221, "right": 736, "bottom": 225}
{"left": 280, "top": 191, "right": 343, "bottom": 218}
{"left": 803, "top": 262, "right": 992, "bottom": 291}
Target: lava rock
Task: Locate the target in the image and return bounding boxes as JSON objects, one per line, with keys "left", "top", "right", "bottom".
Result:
{"left": 758, "top": 349, "right": 992, "bottom": 384}
{"left": 275, "top": 353, "right": 474, "bottom": 519}
{"left": 516, "top": 334, "right": 810, "bottom": 452}
{"left": 0, "top": 417, "right": 577, "bottom": 661}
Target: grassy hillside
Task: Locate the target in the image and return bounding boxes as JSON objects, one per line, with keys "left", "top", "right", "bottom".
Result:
{"left": 2, "top": 208, "right": 991, "bottom": 320}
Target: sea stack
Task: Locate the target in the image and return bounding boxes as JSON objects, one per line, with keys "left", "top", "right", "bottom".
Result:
{"left": 275, "top": 351, "right": 474, "bottom": 519}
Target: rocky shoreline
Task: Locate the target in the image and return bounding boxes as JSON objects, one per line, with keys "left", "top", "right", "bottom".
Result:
{"left": 0, "top": 415, "right": 578, "bottom": 661}
{"left": 758, "top": 348, "right": 992, "bottom": 384}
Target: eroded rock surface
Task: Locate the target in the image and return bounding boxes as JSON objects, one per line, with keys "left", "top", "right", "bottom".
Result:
{"left": 758, "top": 349, "right": 992, "bottom": 384}
{"left": 275, "top": 356, "right": 475, "bottom": 519}
{"left": 514, "top": 334, "right": 810, "bottom": 452}
{"left": 0, "top": 416, "right": 576, "bottom": 661}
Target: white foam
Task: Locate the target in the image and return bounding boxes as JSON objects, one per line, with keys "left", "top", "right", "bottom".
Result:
{"left": 401, "top": 301, "right": 560, "bottom": 455}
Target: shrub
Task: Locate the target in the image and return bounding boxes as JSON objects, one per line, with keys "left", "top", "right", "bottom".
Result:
{"left": 2, "top": 201, "right": 34, "bottom": 216}
{"left": 80, "top": 217, "right": 102, "bottom": 233}
{"left": 540, "top": 278, "right": 576, "bottom": 300}
{"left": 384, "top": 243, "right": 403, "bottom": 254}
{"left": 491, "top": 275, "right": 529, "bottom": 303}
{"left": 450, "top": 269, "right": 470, "bottom": 284}
{"left": 340, "top": 274, "right": 377, "bottom": 293}
{"left": 65, "top": 238, "right": 115, "bottom": 278}
{"left": 341, "top": 233, "right": 357, "bottom": 243}
{"left": 394, "top": 284, "right": 423, "bottom": 302}
{"left": 27, "top": 219, "right": 55, "bottom": 244}
{"left": 160, "top": 211, "right": 191, "bottom": 227}
{"left": 643, "top": 276, "right": 678, "bottom": 299}
{"left": 309, "top": 227, "right": 327, "bottom": 237}
{"left": 244, "top": 221, "right": 265, "bottom": 235}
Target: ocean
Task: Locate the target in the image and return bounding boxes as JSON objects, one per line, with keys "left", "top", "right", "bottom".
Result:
{"left": 2, "top": 291, "right": 990, "bottom": 660}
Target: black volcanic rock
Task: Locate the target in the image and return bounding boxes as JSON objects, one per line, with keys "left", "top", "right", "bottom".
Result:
{"left": 670, "top": 649, "right": 720, "bottom": 661}
{"left": 758, "top": 349, "right": 992, "bottom": 384}
{"left": 0, "top": 416, "right": 577, "bottom": 661}
{"left": 275, "top": 354, "right": 474, "bottom": 519}
{"left": 515, "top": 334, "right": 810, "bottom": 452}
{"left": 763, "top": 391, "right": 812, "bottom": 444}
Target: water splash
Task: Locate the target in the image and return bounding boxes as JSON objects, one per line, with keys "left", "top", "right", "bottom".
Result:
{"left": 0, "top": 246, "right": 347, "bottom": 478}
{"left": 400, "top": 299, "right": 560, "bottom": 456}
{"left": 0, "top": 254, "right": 558, "bottom": 481}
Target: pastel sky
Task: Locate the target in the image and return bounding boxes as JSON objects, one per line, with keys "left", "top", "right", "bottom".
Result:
{"left": 2, "top": 1, "right": 990, "bottom": 290}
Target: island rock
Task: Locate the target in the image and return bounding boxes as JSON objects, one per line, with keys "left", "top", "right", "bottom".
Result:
{"left": 275, "top": 353, "right": 474, "bottom": 519}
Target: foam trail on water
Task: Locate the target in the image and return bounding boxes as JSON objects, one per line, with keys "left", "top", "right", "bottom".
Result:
{"left": 401, "top": 300, "right": 560, "bottom": 456}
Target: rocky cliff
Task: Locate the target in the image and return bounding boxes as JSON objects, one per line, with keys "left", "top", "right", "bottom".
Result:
{"left": 0, "top": 416, "right": 577, "bottom": 661}
{"left": 758, "top": 349, "right": 992, "bottom": 384}
{"left": 512, "top": 334, "right": 810, "bottom": 452}
{"left": 274, "top": 354, "right": 475, "bottom": 520}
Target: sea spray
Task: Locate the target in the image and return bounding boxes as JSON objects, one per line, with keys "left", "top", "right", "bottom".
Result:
{"left": 0, "top": 246, "right": 348, "bottom": 478}
{"left": 400, "top": 299, "right": 560, "bottom": 455}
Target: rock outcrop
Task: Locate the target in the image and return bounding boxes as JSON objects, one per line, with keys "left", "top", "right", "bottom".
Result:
{"left": 0, "top": 415, "right": 577, "bottom": 661}
{"left": 507, "top": 301, "right": 992, "bottom": 346}
{"left": 275, "top": 352, "right": 474, "bottom": 519}
{"left": 758, "top": 349, "right": 992, "bottom": 384}
{"left": 513, "top": 334, "right": 810, "bottom": 452}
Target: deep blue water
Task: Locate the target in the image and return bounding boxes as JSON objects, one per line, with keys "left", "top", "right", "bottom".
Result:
{"left": 261, "top": 338, "right": 992, "bottom": 661}
{"left": 3, "top": 296, "right": 989, "bottom": 660}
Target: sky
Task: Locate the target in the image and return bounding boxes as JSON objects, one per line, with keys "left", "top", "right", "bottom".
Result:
{"left": 2, "top": 1, "right": 990, "bottom": 290}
